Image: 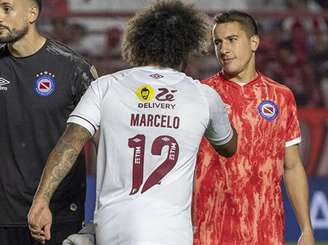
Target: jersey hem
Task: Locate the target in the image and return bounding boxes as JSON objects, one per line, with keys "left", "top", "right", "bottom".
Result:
{"left": 0, "top": 218, "right": 83, "bottom": 227}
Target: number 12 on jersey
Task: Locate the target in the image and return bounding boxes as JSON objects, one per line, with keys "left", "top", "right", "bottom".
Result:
{"left": 128, "top": 134, "right": 180, "bottom": 195}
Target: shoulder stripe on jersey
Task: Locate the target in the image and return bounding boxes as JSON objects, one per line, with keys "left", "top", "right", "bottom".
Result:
{"left": 69, "top": 115, "right": 98, "bottom": 133}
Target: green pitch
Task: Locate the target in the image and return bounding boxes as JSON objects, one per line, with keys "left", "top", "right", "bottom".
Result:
{"left": 286, "top": 243, "right": 328, "bottom": 245}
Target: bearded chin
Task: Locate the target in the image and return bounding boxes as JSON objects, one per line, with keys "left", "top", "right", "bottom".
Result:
{"left": 0, "top": 25, "right": 28, "bottom": 44}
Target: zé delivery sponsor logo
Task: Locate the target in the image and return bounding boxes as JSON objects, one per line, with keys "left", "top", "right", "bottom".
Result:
{"left": 135, "top": 84, "right": 177, "bottom": 110}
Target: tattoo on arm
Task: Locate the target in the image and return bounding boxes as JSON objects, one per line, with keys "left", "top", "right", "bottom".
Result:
{"left": 34, "top": 123, "right": 92, "bottom": 203}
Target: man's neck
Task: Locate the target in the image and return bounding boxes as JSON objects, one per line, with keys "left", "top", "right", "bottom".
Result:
{"left": 223, "top": 60, "right": 257, "bottom": 84}
{"left": 225, "top": 70, "right": 257, "bottom": 84}
{"left": 8, "top": 29, "right": 46, "bottom": 58}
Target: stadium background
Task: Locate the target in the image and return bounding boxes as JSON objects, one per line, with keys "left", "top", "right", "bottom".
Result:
{"left": 39, "top": 0, "right": 328, "bottom": 244}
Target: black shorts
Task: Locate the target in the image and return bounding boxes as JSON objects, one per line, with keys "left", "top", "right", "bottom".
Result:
{"left": 0, "top": 221, "right": 82, "bottom": 245}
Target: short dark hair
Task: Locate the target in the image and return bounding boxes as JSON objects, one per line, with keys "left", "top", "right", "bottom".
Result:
{"left": 122, "top": 0, "right": 210, "bottom": 68}
{"left": 214, "top": 10, "right": 258, "bottom": 37}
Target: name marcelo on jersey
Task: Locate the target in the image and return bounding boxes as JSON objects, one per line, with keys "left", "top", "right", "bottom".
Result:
{"left": 130, "top": 113, "right": 180, "bottom": 129}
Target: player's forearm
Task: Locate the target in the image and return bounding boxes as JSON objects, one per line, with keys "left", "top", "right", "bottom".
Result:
{"left": 284, "top": 164, "right": 312, "bottom": 231}
{"left": 34, "top": 123, "right": 92, "bottom": 204}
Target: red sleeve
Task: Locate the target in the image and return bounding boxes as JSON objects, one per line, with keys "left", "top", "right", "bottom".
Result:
{"left": 285, "top": 91, "right": 301, "bottom": 145}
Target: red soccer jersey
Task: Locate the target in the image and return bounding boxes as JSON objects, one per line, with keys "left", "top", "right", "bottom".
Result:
{"left": 193, "top": 72, "right": 301, "bottom": 245}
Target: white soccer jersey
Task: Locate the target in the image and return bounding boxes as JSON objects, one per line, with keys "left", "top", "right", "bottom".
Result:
{"left": 67, "top": 66, "right": 233, "bottom": 245}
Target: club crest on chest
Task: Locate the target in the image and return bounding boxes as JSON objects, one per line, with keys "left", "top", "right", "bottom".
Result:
{"left": 258, "top": 100, "right": 279, "bottom": 121}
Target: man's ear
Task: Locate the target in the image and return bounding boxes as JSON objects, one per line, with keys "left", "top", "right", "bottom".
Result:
{"left": 28, "top": 5, "right": 39, "bottom": 23}
{"left": 250, "top": 35, "right": 260, "bottom": 52}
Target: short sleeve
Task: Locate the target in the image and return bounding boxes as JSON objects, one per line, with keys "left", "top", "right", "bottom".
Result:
{"left": 285, "top": 91, "right": 301, "bottom": 147}
{"left": 202, "top": 85, "right": 233, "bottom": 146}
{"left": 71, "top": 60, "right": 98, "bottom": 106}
{"left": 67, "top": 79, "right": 102, "bottom": 136}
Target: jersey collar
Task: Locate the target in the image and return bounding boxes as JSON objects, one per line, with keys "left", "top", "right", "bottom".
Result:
{"left": 218, "top": 71, "right": 262, "bottom": 88}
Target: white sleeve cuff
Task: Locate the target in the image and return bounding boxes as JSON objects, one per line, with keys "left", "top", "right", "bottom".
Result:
{"left": 285, "top": 137, "right": 301, "bottom": 147}
{"left": 67, "top": 115, "right": 97, "bottom": 136}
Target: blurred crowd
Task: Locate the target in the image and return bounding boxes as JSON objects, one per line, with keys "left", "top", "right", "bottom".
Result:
{"left": 40, "top": 0, "right": 328, "bottom": 107}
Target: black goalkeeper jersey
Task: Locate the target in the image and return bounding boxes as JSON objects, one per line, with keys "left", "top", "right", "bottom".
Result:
{"left": 0, "top": 39, "right": 97, "bottom": 226}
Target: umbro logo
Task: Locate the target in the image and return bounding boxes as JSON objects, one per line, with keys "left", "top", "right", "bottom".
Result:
{"left": 150, "top": 73, "right": 164, "bottom": 79}
{"left": 0, "top": 77, "right": 10, "bottom": 91}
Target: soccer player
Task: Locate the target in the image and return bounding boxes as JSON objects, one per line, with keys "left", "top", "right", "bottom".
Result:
{"left": 0, "top": 0, "right": 97, "bottom": 244}
{"left": 27, "top": 1, "right": 237, "bottom": 244}
{"left": 193, "top": 10, "right": 315, "bottom": 245}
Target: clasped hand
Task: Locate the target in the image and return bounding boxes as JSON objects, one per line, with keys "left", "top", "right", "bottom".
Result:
{"left": 27, "top": 199, "right": 53, "bottom": 244}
